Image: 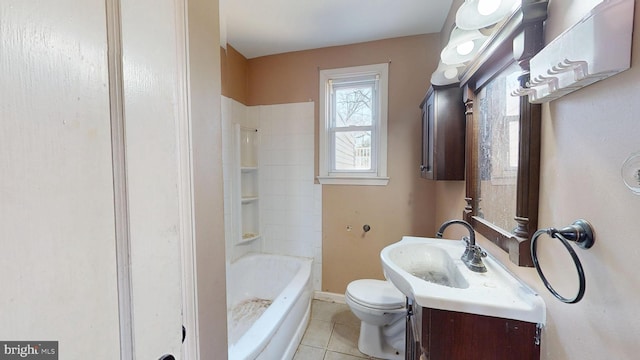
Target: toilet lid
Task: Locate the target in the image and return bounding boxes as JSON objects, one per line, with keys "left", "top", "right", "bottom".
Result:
{"left": 346, "top": 279, "right": 405, "bottom": 310}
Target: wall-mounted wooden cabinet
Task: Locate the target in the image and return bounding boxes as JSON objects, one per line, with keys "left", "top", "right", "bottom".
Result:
{"left": 406, "top": 299, "right": 541, "bottom": 360}
{"left": 420, "top": 85, "right": 465, "bottom": 180}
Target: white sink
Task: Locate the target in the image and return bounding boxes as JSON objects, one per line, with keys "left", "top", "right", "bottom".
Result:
{"left": 381, "top": 236, "right": 546, "bottom": 324}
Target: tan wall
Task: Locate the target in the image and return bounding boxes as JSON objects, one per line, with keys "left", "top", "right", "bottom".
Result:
{"left": 431, "top": 0, "right": 469, "bottom": 240}
{"left": 221, "top": 44, "right": 249, "bottom": 105}
{"left": 187, "top": 0, "right": 228, "bottom": 357}
{"left": 436, "top": 1, "right": 640, "bottom": 359}
{"left": 247, "top": 35, "right": 441, "bottom": 293}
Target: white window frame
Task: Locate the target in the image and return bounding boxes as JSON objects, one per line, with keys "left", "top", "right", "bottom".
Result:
{"left": 318, "top": 63, "right": 389, "bottom": 186}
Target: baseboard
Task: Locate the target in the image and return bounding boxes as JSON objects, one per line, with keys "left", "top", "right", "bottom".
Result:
{"left": 313, "top": 291, "right": 346, "bottom": 304}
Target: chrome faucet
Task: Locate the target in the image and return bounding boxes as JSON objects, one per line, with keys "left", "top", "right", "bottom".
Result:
{"left": 436, "top": 219, "right": 487, "bottom": 273}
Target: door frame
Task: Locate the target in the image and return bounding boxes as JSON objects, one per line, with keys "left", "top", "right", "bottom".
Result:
{"left": 173, "top": 0, "right": 201, "bottom": 358}
{"left": 105, "top": 0, "right": 135, "bottom": 357}
{"left": 105, "top": 0, "right": 199, "bottom": 358}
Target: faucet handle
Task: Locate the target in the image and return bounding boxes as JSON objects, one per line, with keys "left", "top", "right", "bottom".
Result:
{"left": 472, "top": 245, "right": 487, "bottom": 258}
{"left": 467, "top": 246, "right": 488, "bottom": 273}
{"left": 460, "top": 237, "right": 473, "bottom": 263}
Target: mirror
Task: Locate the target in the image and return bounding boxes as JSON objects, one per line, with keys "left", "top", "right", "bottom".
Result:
{"left": 476, "top": 62, "right": 521, "bottom": 232}
{"left": 459, "top": 0, "right": 548, "bottom": 266}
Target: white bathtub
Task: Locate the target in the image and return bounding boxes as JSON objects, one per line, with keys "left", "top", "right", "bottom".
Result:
{"left": 227, "top": 253, "right": 313, "bottom": 360}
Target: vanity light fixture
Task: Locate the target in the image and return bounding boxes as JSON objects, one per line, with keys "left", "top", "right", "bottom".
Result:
{"left": 431, "top": 60, "right": 465, "bottom": 86}
{"left": 478, "top": 0, "right": 501, "bottom": 15}
{"left": 456, "top": 0, "right": 518, "bottom": 30}
{"left": 440, "top": 27, "right": 488, "bottom": 65}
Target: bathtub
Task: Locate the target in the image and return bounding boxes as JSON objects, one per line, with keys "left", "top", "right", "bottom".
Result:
{"left": 227, "top": 253, "right": 313, "bottom": 360}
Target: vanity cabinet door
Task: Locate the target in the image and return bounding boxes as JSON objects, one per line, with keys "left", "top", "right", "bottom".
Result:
{"left": 421, "top": 307, "right": 541, "bottom": 360}
{"left": 405, "top": 298, "right": 422, "bottom": 360}
{"left": 420, "top": 85, "right": 465, "bottom": 180}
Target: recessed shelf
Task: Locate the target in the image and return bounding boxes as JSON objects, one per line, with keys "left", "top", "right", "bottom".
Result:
{"left": 240, "top": 127, "right": 259, "bottom": 167}
{"left": 238, "top": 233, "right": 261, "bottom": 245}
{"left": 237, "top": 124, "right": 260, "bottom": 249}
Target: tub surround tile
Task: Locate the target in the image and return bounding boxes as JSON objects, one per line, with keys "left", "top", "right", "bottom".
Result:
{"left": 313, "top": 263, "right": 323, "bottom": 291}
{"left": 223, "top": 98, "right": 322, "bottom": 288}
{"left": 287, "top": 240, "right": 316, "bottom": 258}
{"left": 257, "top": 102, "right": 321, "bottom": 291}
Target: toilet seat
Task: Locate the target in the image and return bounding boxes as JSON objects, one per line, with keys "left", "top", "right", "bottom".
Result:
{"left": 346, "top": 279, "right": 405, "bottom": 310}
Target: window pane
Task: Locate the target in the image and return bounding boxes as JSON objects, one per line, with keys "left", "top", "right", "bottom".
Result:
{"left": 334, "top": 131, "right": 372, "bottom": 171}
{"left": 334, "top": 84, "right": 374, "bottom": 127}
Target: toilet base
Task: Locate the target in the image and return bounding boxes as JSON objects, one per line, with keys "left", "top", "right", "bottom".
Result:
{"left": 358, "top": 321, "right": 405, "bottom": 360}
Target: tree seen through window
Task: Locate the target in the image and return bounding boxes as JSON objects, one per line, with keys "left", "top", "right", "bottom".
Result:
{"left": 333, "top": 82, "right": 375, "bottom": 171}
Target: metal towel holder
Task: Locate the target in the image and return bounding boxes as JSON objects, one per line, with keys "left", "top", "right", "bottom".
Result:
{"left": 530, "top": 219, "right": 595, "bottom": 304}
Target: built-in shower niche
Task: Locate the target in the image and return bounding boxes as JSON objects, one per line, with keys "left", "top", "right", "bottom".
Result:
{"left": 238, "top": 125, "right": 261, "bottom": 244}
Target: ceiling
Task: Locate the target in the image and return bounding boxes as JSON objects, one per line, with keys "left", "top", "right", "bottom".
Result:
{"left": 222, "top": 0, "right": 453, "bottom": 59}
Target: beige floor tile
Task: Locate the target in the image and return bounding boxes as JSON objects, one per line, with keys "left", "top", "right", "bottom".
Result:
{"left": 301, "top": 318, "right": 333, "bottom": 348}
{"left": 323, "top": 351, "right": 368, "bottom": 360}
{"left": 331, "top": 307, "right": 360, "bottom": 328}
{"left": 311, "top": 300, "right": 350, "bottom": 321}
{"left": 327, "top": 322, "right": 365, "bottom": 357}
{"left": 311, "top": 299, "right": 360, "bottom": 327}
{"left": 293, "top": 345, "right": 325, "bottom": 360}
{"left": 297, "top": 299, "right": 389, "bottom": 360}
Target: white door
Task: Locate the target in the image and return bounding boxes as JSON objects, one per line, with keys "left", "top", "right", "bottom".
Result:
{"left": 0, "top": 0, "right": 186, "bottom": 359}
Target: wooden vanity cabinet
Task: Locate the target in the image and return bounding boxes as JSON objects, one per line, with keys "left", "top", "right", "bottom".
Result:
{"left": 420, "top": 84, "right": 465, "bottom": 180}
{"left": 406, "top": 299, "right": 541, "bottom": 360}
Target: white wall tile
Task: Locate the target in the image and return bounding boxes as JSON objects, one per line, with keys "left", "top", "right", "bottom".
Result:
{"left": 313, "top": 263, "right": 323, "bottom": 292}
{"left": 224, "top": 100, "right": 321, "bottom": 289}
{"left": 313, "top": 243, "right": 322, "bottom": 261}
{"left": 247, "top": 106, "right": 260, "bottom": 124}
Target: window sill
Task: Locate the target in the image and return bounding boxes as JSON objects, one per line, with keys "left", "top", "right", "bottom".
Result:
{"left": 317, "top": 176, "right": 390, "bottom": 186}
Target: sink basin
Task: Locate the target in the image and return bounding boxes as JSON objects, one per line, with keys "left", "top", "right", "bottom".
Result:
{"left": 387, "top": 243, "right": 469, "bottom": 289}
{"left": 381, "top": 236, "right": 546, "bottom": 324}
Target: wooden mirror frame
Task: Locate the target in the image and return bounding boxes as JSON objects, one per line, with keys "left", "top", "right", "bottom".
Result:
{"left": 459, "top": 0, "right": 548, "bottom": 266}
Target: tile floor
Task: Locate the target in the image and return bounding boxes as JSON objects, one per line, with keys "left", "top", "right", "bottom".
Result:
{"left": 294, "top": 299, "right": 385, "bottom": 360}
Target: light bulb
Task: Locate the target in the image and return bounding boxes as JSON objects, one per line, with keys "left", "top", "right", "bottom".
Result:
{"left": 477, "top": 0, "right": 501, "bottom": 16}
{"left": 456, "top": 41, "right": 475, "bottom": 56}
{"left": 444, "top": 68, "right": 459, "bottom": 79}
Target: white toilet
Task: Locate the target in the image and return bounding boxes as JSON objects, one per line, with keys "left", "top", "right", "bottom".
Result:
{"left": 345, "top": 279, "right": 406, "bottom": 360}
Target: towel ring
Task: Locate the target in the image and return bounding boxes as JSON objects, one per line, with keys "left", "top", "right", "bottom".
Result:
{"left": 530, "top": 220, "right": 595, "bottom": 304}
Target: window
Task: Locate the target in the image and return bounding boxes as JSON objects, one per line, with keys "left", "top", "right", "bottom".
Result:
{"left": 318, "top": 63, "right": 389, "bottom": 185}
